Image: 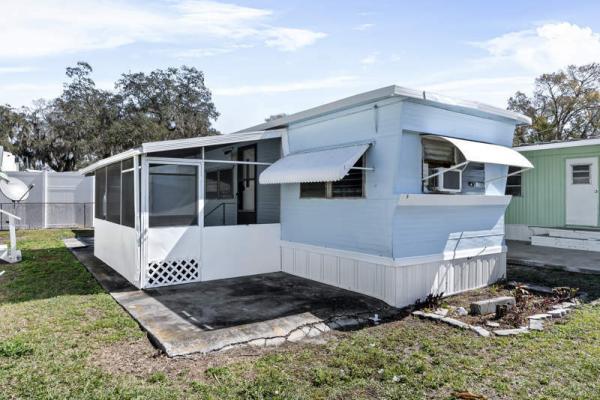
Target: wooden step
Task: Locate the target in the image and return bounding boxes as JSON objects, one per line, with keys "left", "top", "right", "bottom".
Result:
{"left": 531, "top": 235, "right": 600, "bottom": 252}
{"left": 545, "top": 228, "right": 600, "bottom": 241}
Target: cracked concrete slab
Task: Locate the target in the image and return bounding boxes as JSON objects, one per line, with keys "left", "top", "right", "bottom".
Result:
{"left": 66, "top": 240, "right": 400, "bottom": 356}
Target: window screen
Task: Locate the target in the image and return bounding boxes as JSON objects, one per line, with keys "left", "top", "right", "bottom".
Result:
{"left": 299, "top": 156, "right": 365, "bottom": 199}
{"left": 205, "top": 168, "right": 234, "bottom": 199}
{"left": 300, "top": 182, "right": 327, "bottom": 198}
{"left": 149, "top": 164, "right": 198, "bottom": 227}
{"left": 218, "top": 168, "right": 233, "bottom": 198}
{"left": 206, "top": 170, "right": 218, "bottom": 199}
{"left": 121, "top": 159, "right": 135, "bottom": 228}
{"left": 572, "top": 164, "right": 591, "bottom": 185}
{"left": 505, "top": 166, "right": 522, "bottom": 196}
{"left": 331, "top": 156, "right": 364, "bottom": 198}
{"left": 95, "top": 167, "right": 106, "bottom": 220}
{"left": 106, "top": 163, "right": 121, "bottom": 224}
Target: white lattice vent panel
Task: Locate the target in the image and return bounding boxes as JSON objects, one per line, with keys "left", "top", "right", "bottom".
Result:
{"left": 145, "top": 258, "right": 200, "bottom": 288}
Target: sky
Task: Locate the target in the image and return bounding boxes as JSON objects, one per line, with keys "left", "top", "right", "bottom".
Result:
{"left": 1, "top": 0, "right": 600, "bottom": 133}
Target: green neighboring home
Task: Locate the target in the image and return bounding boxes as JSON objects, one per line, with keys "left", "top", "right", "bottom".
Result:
{"left": 505, "top": 137, "right": 600, "bottom": 250}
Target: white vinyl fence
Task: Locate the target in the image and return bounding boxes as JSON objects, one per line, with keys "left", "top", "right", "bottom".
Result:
{"left": 0, "top": 171, "right": 93, "bottom": 230}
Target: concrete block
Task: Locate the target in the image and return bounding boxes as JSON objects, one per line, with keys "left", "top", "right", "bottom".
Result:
{"left": 548, "top": 309, "right": 567, "bottom": 318}
{"left": 527, "top": 313, "right": 551, "bottom": 320}
{"left": 529, "top": 319, "right": 544, "bottom": 331}
{"left": 470, "top": 325, "right": 491, "bottom": 337}
{"left": 494, "top": 327, "right": 529, "bottom": 336}
{"left": 470, "top": 296, "right": 516, "bottom": 315}
{"left": 440, "top": 317, "right": 470, "bottom": 329}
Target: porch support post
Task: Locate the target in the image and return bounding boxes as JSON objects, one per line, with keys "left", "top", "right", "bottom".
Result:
{"left": 138, "top": 155, "right": 149, "bottom": 288}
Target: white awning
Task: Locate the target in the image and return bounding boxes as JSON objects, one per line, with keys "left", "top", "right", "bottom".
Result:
{"left": 259, "top": 143, "right": 369, "bottom": 184}
{"left": 425, "top": 135, "right": 533, "bottom": 169}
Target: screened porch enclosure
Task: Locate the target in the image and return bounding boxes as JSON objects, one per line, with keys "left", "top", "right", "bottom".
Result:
{"left": 93, "top": 137, "right": 282, "bottom": 289}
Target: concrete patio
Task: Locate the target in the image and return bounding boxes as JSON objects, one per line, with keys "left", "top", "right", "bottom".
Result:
{"left": 507, "top": 240, "right": 600, "bottom": 275}
{"left": 65, "top": 238, "right": 401, "bottom": 356}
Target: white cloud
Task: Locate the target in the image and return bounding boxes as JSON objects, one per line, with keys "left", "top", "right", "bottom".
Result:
{"left": 354, "top": 23, "right": 374, "bottom": 31}
{"left": 360, "top": 53, "right": 378, "bottom": 65}
{"left": 0, "top": 82, "right": 63, "bottom": 106}
{"left": 172, "top": 44, "right": 254, "bottom": 58}
{"left": 214, "top": 75, "right": 358, "bottom": 96}
{"left": 0, "top": 66, "right": 35, "bottom": 74}
{"left": 475, "top": 22, "right": 600, "bottom": 72}
{"left": 419, "top": 76, "right": 534, "bottom": 108}
{"left": 0, "top": 0, "right": 325, "bottom": 58}
{"left": 264, "top": 28, "right": 326, "bottom": 51}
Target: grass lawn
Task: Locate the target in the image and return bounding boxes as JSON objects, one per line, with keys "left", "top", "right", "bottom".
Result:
{"left": 1, "top": 229, "right": 600, "bottom": 399}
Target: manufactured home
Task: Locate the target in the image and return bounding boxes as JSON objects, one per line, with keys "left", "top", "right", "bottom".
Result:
{"left": 506, "top": 138, "right": 600, "bottom": 251}
{"left": 80, "top": 86, "right": 532, "bottom": 308}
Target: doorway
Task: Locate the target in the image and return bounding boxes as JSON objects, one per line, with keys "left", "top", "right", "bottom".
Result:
{"left": 237, "top": 145, "right": 257, "bottom": 224}
{"left": 566, "top": 157, "right": 598, "bottom": 226}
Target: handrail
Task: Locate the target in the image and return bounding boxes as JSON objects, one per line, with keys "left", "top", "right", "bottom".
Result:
{"left": 204, "top": 202, "right": 231, "bottom": 225}
{"left": 0, "top": 209, "right": 21, "bottom": 221}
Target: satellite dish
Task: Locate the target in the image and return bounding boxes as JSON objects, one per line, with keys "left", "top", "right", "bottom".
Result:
{"left": 0, "top": 177, "right": 32, "bottom": 201}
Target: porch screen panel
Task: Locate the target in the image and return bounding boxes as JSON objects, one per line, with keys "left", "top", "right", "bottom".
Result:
{"left": 121, "top": 158, "right": 135, "bottom": 228}
{"left": 106, "top": 163, "right": 121, "bottom": 224}
{"left": 149, "top": 164, "right": 198, "bottom": 227}
{"left": 94, "top": 167, "right": 107, "bottom": 220}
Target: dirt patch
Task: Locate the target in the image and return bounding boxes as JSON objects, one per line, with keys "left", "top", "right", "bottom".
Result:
{"left": 438, "top": 282, "right": 576, "bottom": 329}
{"left": 91, "top": 331, "right": 345, "bottom": 385}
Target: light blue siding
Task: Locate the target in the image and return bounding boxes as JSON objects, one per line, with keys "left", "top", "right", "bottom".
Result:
{"left": 401, "top": 101, "right": 516, "bottom": 147}
{"left": 393, "top": 206, "right": 505, "bottom": 258}
{"left": 280, "top": 100, "right": 402, "bottom": 256}
{"left": 279, "top": 98, "right": 517, "bottom": 259}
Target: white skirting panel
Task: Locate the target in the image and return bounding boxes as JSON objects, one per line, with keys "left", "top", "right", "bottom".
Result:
{"left": 94, "top": 218, "right": 140, "bottom": 288}
{"left": 202, "top": 223, "right": 281, "bottom": 281}
{"left": 281, "top": 242, "right": 506, "bottom": 308}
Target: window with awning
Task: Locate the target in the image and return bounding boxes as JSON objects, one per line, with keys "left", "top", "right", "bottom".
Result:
{"left": 421, "top": 135, "right": 533, "bottom": 194}
{"left": 259, "top": 143, "right": 370, "bottom": 185}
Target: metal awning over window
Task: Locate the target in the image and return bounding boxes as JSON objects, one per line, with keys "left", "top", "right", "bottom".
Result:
{"left": 423, "top": 135, "right": 533, "bottom": 169}
{"left": 259, "top": 143, "right": 370, "bottom": 184}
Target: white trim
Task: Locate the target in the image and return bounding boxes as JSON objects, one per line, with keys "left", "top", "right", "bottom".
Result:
{"left": 515, "top": 138, "right": 600, "bottom": 152}
{"left": 79, "top": 149, "right": 141, "bottom": 175}
{"left": 238, "top": 85, "right": 530, "bottom": 133}
{"left": 79, "top": 130, "right": 283, "bottom": 175}
{"left": 141, "top": 129, "right": 283, "bottom": 153}
{"left": 43, "top": 169, "right": 48, "bottom": 228}
{"left": 279, "top": 240, "right": 506, "bottom": 268}
{"left": 145, "top": 157, "right": 205, "bottom": 166}
{"left": 397, "top": 193, "right": 512, "bottom": 207}
{"left": 133, "top": 155, "right": 141, "bottom": 287}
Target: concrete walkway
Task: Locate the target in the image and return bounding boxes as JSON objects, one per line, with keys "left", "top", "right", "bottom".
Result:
{"left": 66, "top": 240, "right": 401, "bottom": 356}
{"left": 507, "top": 240, "right": 600, "bottom": 275}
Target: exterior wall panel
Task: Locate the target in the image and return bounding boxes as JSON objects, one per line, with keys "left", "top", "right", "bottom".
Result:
{"left": 281, "top": 241, "right": 506, "bottom": 308}
{"left": 506, "top": 145, "right": 600, "bottom": 227}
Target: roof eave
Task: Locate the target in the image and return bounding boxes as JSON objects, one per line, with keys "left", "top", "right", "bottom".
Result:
{"left": 237, "top": 85, "right": 531, "bottom": 132}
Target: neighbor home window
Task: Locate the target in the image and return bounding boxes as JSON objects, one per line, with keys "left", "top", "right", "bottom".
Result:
{"left": 300, "top": 156, "right": 365, "bottom": 198}
{"left": 572, "top": 164, "right": 591, "bottom": 184}
{"left": 205, "top": 168, "right": 234, "bottom": 199}
{"left": 149, "top": 164, "right": 198, "bottom": 227}
{"left": 505, "top": 166, "right": 522, "bottom": 196}
{"left": 95, "top": 167, "right": 107, "bottom": 220}
{"left": 121, "top": 158, "right": 135, "bottom": 228}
